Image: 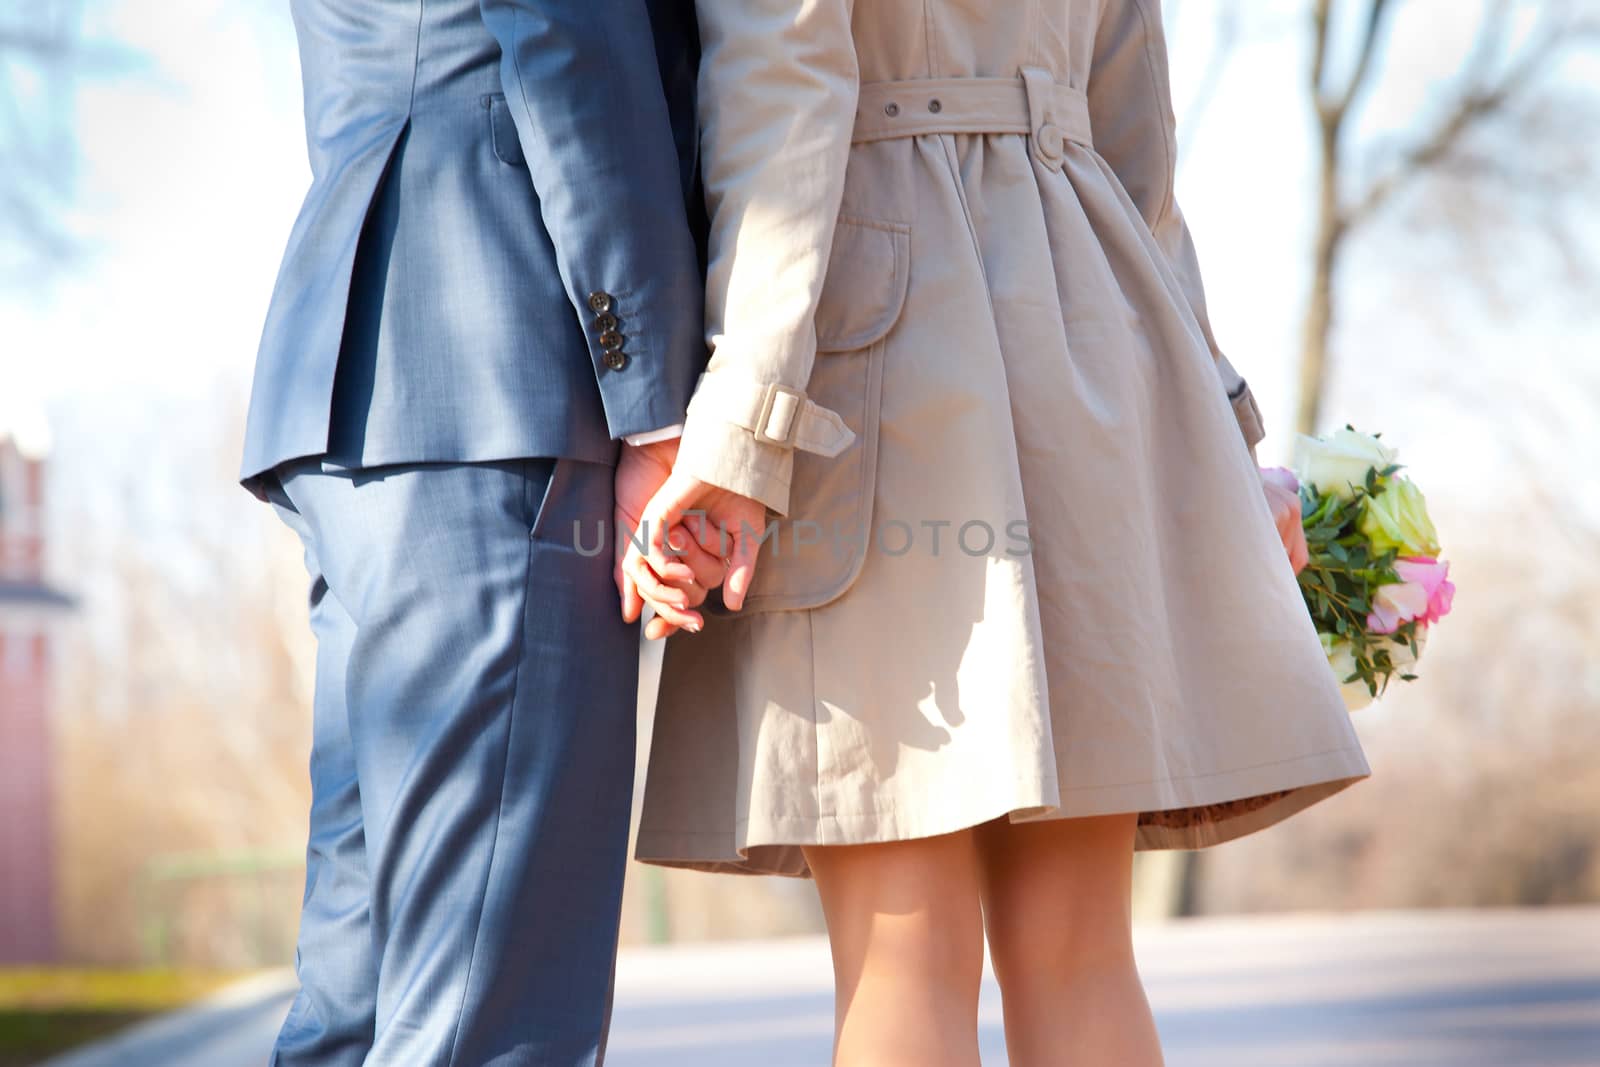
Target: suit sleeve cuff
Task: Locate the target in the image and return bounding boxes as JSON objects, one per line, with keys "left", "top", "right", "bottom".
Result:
{"left": 623, "top": 424, "right": 684, "bottom": 447}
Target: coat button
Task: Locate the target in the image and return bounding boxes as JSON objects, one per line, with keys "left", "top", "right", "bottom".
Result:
{"left": 928, "top": 99, "right": 942, "bottom": 113}
{"left": 883, "top": 101, "right": 900, "bottom": 117}
{"left": 1033, "top": 123, "right": 1066, "bottom": 168}
{"left": 599, "top": 329, "right": 625, "bottom": 351}
{"left": 593, "top": 311, "right": 619, "bottom": 332}
{"left": 588, "top": 291, "right": 614, "bottom": 313}
{"left": 603, "top": 349, "right": 629, "bottom": 371}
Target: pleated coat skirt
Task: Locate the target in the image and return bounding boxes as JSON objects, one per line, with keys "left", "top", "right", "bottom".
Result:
{"left": 636, "top": 0, "right": 1370, "bottom": 878}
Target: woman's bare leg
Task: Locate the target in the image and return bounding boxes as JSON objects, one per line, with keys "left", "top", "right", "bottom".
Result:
{"left": 803, "top": 831, "right": 986, "bottom": 1067}
{"left": 975, "top": 813, "right": 1164, "bottom": 1067}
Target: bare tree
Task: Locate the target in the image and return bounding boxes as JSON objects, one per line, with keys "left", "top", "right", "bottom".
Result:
{"left": 0, "top": 1, "right": 80, "bottom": 281}
{"left": 1296, "top": 0, "right": 1600, "bottom": 435}
{"left": 0, "top": 0, "right": 136, "bottom": 286}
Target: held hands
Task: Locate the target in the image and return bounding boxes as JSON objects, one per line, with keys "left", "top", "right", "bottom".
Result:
{"left": 1260, "top": 466, "right": 1309, "bottom": 575}
{"left": 614, "top": 440, "right": 724, "bottom": 638}
{"left": 614, "top": 441, "right": 769, "bottom": 639}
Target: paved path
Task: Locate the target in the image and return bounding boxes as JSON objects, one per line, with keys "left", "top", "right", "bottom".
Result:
{"left": 44, "top": 909, "right": 1600, "bottom": 1066}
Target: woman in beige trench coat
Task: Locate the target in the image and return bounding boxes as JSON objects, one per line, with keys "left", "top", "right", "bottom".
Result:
{"left": 619, "top": 0, "right": 1372, "bottom": 1062}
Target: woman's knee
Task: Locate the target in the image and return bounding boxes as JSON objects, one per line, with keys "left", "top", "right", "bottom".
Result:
{"left": 806, "top": 832, "right": 987, "bottom": 998}
{"left": 976, "top": 814, "right": 1139, "bottom": 983}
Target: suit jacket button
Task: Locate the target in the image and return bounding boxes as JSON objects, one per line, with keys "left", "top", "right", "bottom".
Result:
{"left": 603, "top": 350, "right": 629, "bottom": 371}
{"left": 599, "top": 329, "right": 625, "bottom": 351}
{"left": 594, "top": 311, "right": 619, "bottom": 332}
{"left": 588, "top": 291, "right": 614, "bottom": 313}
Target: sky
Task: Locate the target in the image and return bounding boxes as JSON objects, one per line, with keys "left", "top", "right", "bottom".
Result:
{"left": 1, "top": 0, "right": 302, "bottom": 454}
{"left": 0, "top": 0, "right": 1596, "bottom": 537}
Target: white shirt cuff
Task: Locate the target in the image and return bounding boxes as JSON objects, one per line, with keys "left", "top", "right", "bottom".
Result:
{"left": 623, "top": 424, "right": 684, "bottom": 447}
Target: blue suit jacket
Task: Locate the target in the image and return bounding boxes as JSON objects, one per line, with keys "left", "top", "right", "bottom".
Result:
{"left": 241, "top": 0, "right": 707, "bottom": 494}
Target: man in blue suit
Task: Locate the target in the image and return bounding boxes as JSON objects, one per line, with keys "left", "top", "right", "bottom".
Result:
{"left": 240, "top": 1, "right": 712, "bottom": 1062}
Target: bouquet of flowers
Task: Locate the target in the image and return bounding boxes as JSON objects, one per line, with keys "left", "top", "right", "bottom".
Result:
{"left": 1272, "top": 427, "right": 1455, "bottom": 711}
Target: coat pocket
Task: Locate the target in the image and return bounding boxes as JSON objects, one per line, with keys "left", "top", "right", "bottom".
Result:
{"left": 484, "top": 94, "right": 526, "bottom": 168}
{"left": 739, "top": 215, "right": 911, "bottom": 614}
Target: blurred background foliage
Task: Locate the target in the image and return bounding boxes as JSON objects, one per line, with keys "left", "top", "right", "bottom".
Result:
{"left": 0, "top": 970, "right": 236, "bottom": 1066}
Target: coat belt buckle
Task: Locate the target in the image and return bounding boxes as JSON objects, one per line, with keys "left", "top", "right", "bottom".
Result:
{"left": 753, "top": 384, "right": 805, "bottom": 448}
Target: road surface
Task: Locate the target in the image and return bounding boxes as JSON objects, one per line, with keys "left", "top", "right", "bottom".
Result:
{"left": 43, "top": 909, "right": 1600, "bottom": 1067}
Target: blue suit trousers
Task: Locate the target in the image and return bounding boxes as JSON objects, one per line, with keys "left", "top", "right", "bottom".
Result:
{"left": 266, "top": 457, "right": 636, "bottom": 1066}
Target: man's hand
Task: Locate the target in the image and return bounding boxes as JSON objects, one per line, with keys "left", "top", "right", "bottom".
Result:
{"left": 622, "top": 471, "right": 768, "bottom": 639}
{"left": 614, "top": 440, "right": 728, "bottom": 638}
{"left": 1259, "top": 466, "right": 1310, "bottom": 575}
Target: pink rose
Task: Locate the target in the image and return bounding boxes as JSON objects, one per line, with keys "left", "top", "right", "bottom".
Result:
{"left": 1367, "top": 581, "right": 1427, "bottom": 635}
{"left": 1396, "top": 556, "right": 1455, "bottom": 625}
{"left": 1367, "top": 557, "right": 1454, "bottom": 634}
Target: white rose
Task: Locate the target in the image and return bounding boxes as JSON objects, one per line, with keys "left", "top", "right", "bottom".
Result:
{"left": 1293, "top": 428, "right": 1398, "bottom": 501}
{"left": 1320, "top": 629, "right": 1428, "bottom": 712}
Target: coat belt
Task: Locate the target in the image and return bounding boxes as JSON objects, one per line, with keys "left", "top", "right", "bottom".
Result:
{"left": 852, "top": 68, "right": 1091, "bottom": 171}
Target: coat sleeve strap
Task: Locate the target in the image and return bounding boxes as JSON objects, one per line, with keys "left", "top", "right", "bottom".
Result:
{"left": 688, "top": 373, "right": 854, "bottom": 456}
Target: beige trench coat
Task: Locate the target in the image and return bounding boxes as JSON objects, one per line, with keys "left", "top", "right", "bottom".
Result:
{"left": 637, "top": 0, "right": 1370, "bottom": 877}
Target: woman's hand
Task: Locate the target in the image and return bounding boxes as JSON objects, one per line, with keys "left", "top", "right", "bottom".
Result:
{"left": 1259, "top": 467, "right": 1309, "bottom": 575}
{"left": 615, "top": 440, "right": 728, "bottom": 636}
{"left": 622, "top": 471, "right": 769, "bottom": 639}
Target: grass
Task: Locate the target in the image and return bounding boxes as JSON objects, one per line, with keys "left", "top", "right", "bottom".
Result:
{"left": 0, "top": 969, "right": 241, "bottom": 1067}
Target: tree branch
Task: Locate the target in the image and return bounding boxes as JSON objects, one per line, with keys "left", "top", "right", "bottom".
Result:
{"left": 0, "top": 30, "right": 74, "bottom": 57}
{"left": 1312, "top": 0, "right": 1394, "bottom": 129}
{"left": 1311, "top": 0, "right": 1333, "bottom": 114}
{"left": 1334, "top": 0, "right": 1393, "bottom": 117}
{"left": 1462, "top": 0, "right": 1513, "bottom": 95}
{"left": 1346, "top": 25, "right": 1563, "bottom": 226}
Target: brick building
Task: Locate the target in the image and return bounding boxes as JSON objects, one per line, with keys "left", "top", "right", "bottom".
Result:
{"left": 0, "top": 437, "right": 72, "bottom": 963}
